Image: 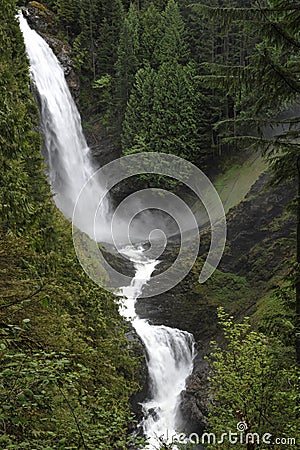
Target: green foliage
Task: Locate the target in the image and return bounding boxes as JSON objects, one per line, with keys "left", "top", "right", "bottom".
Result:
{"left": 120, "top": 1, "right": 214, "bottom": 188}
{"left": 121, "top": 63, "right": 156, "bottom": 156}
{"left": 206, "top": 308, "right": 300, "bottom": 449}
{"left": 157, "top": 0, "right": 189, "bottom": 65}
{"left": 115, "top": 2, "right": 140, "bottom": 126}
{"left": 253, "top": 282, "right": 296, "bottom": 353}
{"left": 151, "top": 61, "right": 204, "bottom": 162}
{"left": 0, "top": 2, "right": 142, "bottom": 448}
{"left": 0, "top": 226, "right": 140, "bottom": 448}
{"left": 194, "top": 0, "right": 300, "bottom": 166}
{"left": 0, "top": 1, "right": 54, "bottom": 238}
{"left": 195, "top": 0, "right": 300, "bottom": 362}
{"left": 139, "top": 3, "right": 163, "bottom": 68}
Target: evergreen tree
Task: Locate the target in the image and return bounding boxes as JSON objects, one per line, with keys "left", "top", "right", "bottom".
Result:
{"left": 195, "top": 0, "right": 300, "bottom": 363}
{"left": 96, "top": 0, "right": 124, "bottom": 77}
{"left": 151, "top": 61, "right": 204, "bottom": 163}
{"left": 121, "top": 63, "right": 157, "bottom": 155}
{"left": 0, "top": 0, "right": 54, "bottom": 241}
{"left": 0, "top": 4, "right": 142, "bottom": 448}
{"left": 72, "top": 4, "right": 97, "bottom": 80}
{"left": 56, "top": 0, "right": 83, "bottom": 37}
{"left": 157, "top": 0, "right": 189, "bottom": 65}
{"left": 140, "top": 2, "right": 163, "bottom": 68}
{"left": 121, "top": 0, "right": 212, "bottom": 175}
{"left": 206, "top": 308, "right": 300, "bottom": 449}
{"left": 115, "top": 2, "right": 140, "bottom": 126}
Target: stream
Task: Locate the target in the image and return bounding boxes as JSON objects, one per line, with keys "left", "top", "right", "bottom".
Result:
{"left": 19, "top": 12, "right": 195, "bottom": 449}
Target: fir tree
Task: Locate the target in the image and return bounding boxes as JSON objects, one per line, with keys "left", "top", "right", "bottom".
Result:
{"left": 195, "top": 0, "right": 300, "bottom": 363}
{"left": 115, "top": 2, "right": 140, "bottom": 126}
{"left": 121, "top": 63, "right": 157, "bottom": 155}
{"left": 151, "top": 61, "right": 203, "bottom": 162}
{"left": 157, "top": 0, "right": 189, "bottom": 65}
{"left": 140, "top": 2, "right": 163, "bottom": 68}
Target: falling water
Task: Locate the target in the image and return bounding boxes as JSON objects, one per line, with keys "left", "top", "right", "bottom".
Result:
{"left": 19, "top": 13, "right": 195, "bottom": 449}
{"left": 119, "top": 248, "right": 194, "bottom": 448}
{"left": 18, "top": 12, "right": 110, "bottom": 240}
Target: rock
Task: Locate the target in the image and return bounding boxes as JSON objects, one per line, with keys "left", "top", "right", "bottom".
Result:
{"left": 125, "top": 325, "right": 150, "bottom": 426}
{"left": 179, "top": 348, "right": 210, "bottom": 435}
{"left": 136, "top": 173, "right": 295, "bottom": 433}
{"left": 219, "top": 173, "right": 295, "bottom": 281}
{"left": 87, "top": 126, "right": 120, "bottom": 168}
{"left": 23, "top": 2, "right": 55, "bottom": 34}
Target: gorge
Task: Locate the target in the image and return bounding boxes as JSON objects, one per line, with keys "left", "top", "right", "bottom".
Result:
{"left": 1, "top": 1, "right": 297, "bottom": 448}
{"left": 19, "top": 13, "right": 196, "bottom": 448}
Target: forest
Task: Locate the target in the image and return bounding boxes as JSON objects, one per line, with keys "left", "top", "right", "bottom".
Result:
{"left": 1, "top": 0, "right": 300, "bottom": 448}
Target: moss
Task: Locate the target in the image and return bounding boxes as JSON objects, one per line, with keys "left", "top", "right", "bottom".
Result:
{"left": 191, "top": 266, "right": 254, "bottom": 313}
{"left": 269, "top": 208, "right": 293, "bottom": 231}
{"left": 29, "top": 1, "right": 49, "bottom": 14}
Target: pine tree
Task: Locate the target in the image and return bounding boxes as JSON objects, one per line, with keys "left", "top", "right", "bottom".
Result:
{"left": 195, "top": 0, "right": 300, "bottom": 363}
{"left": 151, "top": 61, "right": 204, "bottom": 163}
{"left": 121, "top": 0, "right": 212, "bottom": 175}
{"left": 56, "top": 0, "right": 83, "bottom": 37}
{"left": 206, "top": 308, "right": 300, "bottom": 449}
{"left": 96, "top": 0, "right": 125, "bottom": 77}
{"left": 0, "top": 1, "right": 54, "bottom": 240}
{"left": 0, "top": 5, "right": 142, "bottom": 448}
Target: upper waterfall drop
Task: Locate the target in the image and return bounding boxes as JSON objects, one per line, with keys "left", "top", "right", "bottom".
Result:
{"left": 18, "top": 12, "right": 110, "bottom": 241}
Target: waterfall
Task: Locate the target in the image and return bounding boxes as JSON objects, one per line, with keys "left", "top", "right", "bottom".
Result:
{"left": 18, "top": 12, "right": 110, "bottom": 240}
{"left": 119, "top": 248, "right": 194, "bottom": 449}
{"left": 19, "top": 14, "right": 195, "bottom": 449}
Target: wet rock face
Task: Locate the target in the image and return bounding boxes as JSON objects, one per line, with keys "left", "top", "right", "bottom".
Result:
{"left": 44, "top": 36, "right": 80, "bottom": 100}
{"left": 178, "top": 347, "right": 210, "bottom": 436}
{"left": 24, "top": 2, "right": 54, "bottom": 34}
{"left": 125, "top": 326, "right": 150, "bottom": 426}
{"left": 137, "top": 173, "right": 295, "bottom": 334}
{"left": 219, "top": 173, "right": 296, "bottom": 280}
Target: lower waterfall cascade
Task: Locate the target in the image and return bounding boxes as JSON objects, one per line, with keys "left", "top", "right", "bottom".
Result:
{"left": 19, "top": 12, "right": 195, "bottom": 449}
{"left": 118, "top": 248, "right": 195, "bottom": 448}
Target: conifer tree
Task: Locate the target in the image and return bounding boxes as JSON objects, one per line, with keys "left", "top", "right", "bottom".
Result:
{"left": 96, "top": 0, "right": 124, "bottom": 77}
{"left": 121, "top": 64, "right": 157, "bottom": 155}
{"left": 0, "top": 1, "right": 54, "bottom": 239}
{"left": 206, "top": 309, "right": 300, "bottom": 449}
{"left": 195, "top": 0, "right": 300, "bottom": 363}
{"left": 121, "top": 0, "right": 212, "bottom": 172}
{"left": 115, "top": 2, "right": 140, "bottom": 125}
{"left": 140, "top": 2, "right": 163, "bottom": 68}
{"left": 157, "top": 0, "right": 189, "bottom": 64}
{"left": 151, "top": 61, "right": 203, "bottom": 162}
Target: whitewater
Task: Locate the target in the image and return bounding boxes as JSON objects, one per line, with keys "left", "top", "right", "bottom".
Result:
{"left": 19, "top": 12, "right": 195, "bottom": 449}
